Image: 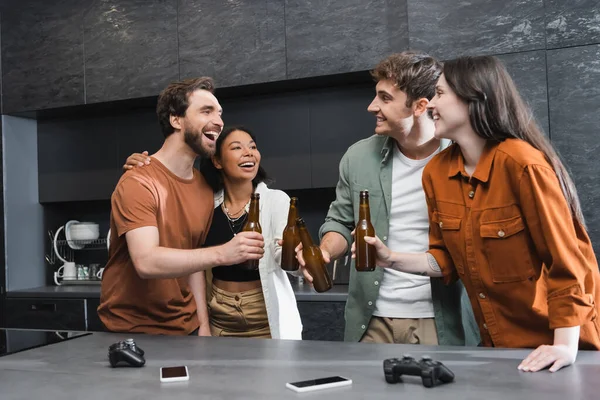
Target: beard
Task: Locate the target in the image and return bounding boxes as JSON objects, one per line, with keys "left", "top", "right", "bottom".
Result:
{"left": 184, "top": 128, "right": 213, "bottom": 158}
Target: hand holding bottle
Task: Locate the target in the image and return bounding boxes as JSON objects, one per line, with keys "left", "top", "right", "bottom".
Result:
{"left": 294, "top": 241, "right": 331, "bottom": 283}
{"left": 351, "top": 231, "right": 392, "bottom": 268}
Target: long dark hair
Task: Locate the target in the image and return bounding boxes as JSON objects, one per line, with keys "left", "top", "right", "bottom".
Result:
{"left": 442, "top": 55, "right": 585, "bottom": 227}
{"left": 199, "top": 125, "right": 270, "bottom": 192}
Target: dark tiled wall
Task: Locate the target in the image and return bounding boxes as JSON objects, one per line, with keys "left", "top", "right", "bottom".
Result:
{"left": 1, "top": 1, "right": 600, "bottom": 257}
{"left": 0, "top": 113, "right": 4, "bottom": 326}
{"left": 547, "top": 44, "right": 600, "bottom": 254}
{"left": 1, "top": 0, "right": 85, "bottom": 113}
{"left": 179, "top": 0, "right": 286, "bottom": 85}
{"left": 83, "top": 0, "right": 179, "bottom": 103}
{"left": 0, "top": 13, "right": 4, "bottom": 325}
{"left": 285, "top": 0, "right": 408, "bottom": 78}
{"left": 407, "top": 0, "right": 547, "bottom": 59}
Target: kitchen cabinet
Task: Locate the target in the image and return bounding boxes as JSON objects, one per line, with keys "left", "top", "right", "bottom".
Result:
{"left": 3, "top": 294, "right": 346, "bottom": 339}
{"left": 83, "top": 0, "right": 179, "bottom": 104}
{"left": 297, "top": 301, "right": 346, "bottom": 341}
{"left": 222, "top": 92, "right": 312, "bottom": 190}
{"left": 308, "top": 85, "right": 376, "bottom": 188}
{"left": 407, "top": 0, "right": 545, "bottom": 60}
{"left": 37, "top": 116, "right": 120, "bottom": 203}
{"left": 34, "top": 80, "right": 376, "bottom": 203}
{"left": 86, "top": 298, "right": 103, "bottom": 332}
{"left": 178, "top": 0, "right": 286, "bottom": 87}
{"left": 285, "top": 0, "right": 408, "bottom": 79}
{"left": 114, "top": 109, "right": 165, "bottom": 168}
{"left": 0, "top": 0, "right": 85, "bottom": 113}
{"left": 4, "top": 298, "right": 86, "bottom": 331}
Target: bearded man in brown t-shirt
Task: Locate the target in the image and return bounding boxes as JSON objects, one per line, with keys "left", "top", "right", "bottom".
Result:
{"left": 98, "top": 77, "right": 265, "bottom": 335}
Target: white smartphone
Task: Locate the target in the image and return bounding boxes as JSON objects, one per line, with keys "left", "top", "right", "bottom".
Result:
{"left": 160, "top": 366, "right": 189, "bottom": 383}
{"left": 286, "top": 376, "right": 352, "bottom": 393}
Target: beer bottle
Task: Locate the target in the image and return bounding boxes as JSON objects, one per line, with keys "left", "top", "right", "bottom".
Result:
{"left": 281, "top": 197, "right": 300, "bottom": 271}
{"left": 242, "top": 193, "right": 262, "bottom": 270}
{"left": 355, "top": 190, "right": 376, "bottom": 271}
{"left": 296, "top": 218, "right": 333, "bottom": 293}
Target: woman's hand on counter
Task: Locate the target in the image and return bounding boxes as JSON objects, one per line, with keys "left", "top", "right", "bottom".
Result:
{"left": 518, "top": 326, "right": 579, "bottom": 372}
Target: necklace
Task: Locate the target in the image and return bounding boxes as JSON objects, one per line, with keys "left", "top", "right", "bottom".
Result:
{"left": 224, "top": 211, "right": 247, "bottom": 237}
{"left": 222, "top": 198, "right": 251, "bottom": 220}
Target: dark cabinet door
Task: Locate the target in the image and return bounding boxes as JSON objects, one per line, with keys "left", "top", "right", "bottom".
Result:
{"left": 178, "top": 0, "right": 286, "bottom": 87}
{"left": 86, "top": 298, "right": 104, "bottom": 332}
{"left": 0, "top": 330, "right": 5, "bottom": 354}
{"left": 115, "top": 109, "right": 165, "bottom": 168}
{"left": 285, "top": 0, "right": 408, "bottom": 79}
{"left": 38, "top": 117, "right": 120, "bottom": 203}
{"left": 309, "top": 85, "right": 375, "bottom": 188}
{"left": 83, "top": 0, "right": 179, "bottom": 104}
{"left": 297, "top": 301, "right": 346, "bottom": 341}
{"left": 221, "top": 92, "right": 312, "bottom": 190}
{"left": 1, "top": 0, "right": 85, "bottom": 113}
{"left": 4, "top": 298, "right": 86, "bottom": 331}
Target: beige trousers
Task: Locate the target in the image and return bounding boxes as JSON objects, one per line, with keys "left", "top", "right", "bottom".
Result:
{"left": 360, "top": 316, "right": 439, "bottom": 345}
{"left": 209, "top": 285, "right": 271, "bottom": 339}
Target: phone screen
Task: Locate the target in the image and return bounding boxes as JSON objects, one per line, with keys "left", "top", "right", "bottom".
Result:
{"left": 289, "top": 376, "right": 349, "bottom": 388}
{"left": 161, "top": 366, "right": 188, "bottom": 379}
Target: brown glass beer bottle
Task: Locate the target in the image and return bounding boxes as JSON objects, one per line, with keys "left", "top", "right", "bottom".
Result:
{"left": 296, "top": 218, "right": 333, "bottom": 292}
{"left": 281, "top": 197, "right": 300, "bottom": 271}
{"left": 242, "top": 193, "right": 262, "bottom": 270}
{"left": 355, "top": 190, "right": 376, "bottom": 271}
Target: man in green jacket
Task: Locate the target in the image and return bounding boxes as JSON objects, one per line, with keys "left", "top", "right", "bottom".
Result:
{"left": 297, "top": 52, "right": 480, "bottom": 346}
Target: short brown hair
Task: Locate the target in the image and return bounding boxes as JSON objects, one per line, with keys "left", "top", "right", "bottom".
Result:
{"left": 156, "top": 77, "right": 215, "bottom": 137}
{"left": 371, "top": 51, "right": 442, "bottom": 107}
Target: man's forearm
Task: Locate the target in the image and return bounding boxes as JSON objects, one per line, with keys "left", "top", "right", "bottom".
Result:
{"left": 388, "top": 252, "right": 444, "bottom": 278}
{"left": 320, "top": 232, "right": 349, "bottom": 260}
{"left": 134, "top": 246, "right": 223, "bottom": 279}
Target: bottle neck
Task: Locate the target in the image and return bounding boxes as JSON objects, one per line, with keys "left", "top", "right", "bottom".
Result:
{"left": 287, "top": 205, "right": 298, "bottom": 225}
{"left": 248, "top": 197, "right": 260, "bottom": 221}
{"left": 358, "top": 199, "right": 370, "bottom": 221}
{"left": 298, "top": 225, "right": 314, "bottom": 248}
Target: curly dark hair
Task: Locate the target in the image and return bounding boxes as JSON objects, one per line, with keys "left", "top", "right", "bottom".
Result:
{"left": 200, "top": 126, "right": 271, "bottom": 192}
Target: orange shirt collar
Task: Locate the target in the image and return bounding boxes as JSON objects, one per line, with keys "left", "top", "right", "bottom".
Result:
{"left": 447, "top": 140, "right": 499, "bottom": 183}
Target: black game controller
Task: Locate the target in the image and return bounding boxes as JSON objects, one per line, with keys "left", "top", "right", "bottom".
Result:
{"left": 383, "top": 355, "right": 454, "bottom": 388}
{"left": 108, "top": 338, "right": 146, "bottom": 367}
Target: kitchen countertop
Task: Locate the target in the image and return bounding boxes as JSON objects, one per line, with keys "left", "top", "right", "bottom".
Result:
{"left": 1, "top": 330, "right": 598, "bottom": 399}
{"left": 7, "top": 282, "right": 349, "bottom": 302}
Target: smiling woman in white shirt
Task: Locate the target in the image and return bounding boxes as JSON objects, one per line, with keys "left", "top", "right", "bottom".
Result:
{"left": 200, "top": 126, "right": 302, "bottom": 339}
{"left": 125, "top": 126, "right": 303, "bottom": 340}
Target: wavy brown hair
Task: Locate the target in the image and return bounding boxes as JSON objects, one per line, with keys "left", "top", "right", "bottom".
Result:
{"left": 442, "top": 55, "right": 585, "bottom": 227}
{"left": 371, "top": 51, "right": 442, "bottom": 107}
{"left": 156, "top": 77, "right": 215, "bottom": 138}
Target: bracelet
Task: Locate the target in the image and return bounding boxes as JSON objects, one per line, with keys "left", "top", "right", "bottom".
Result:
{"left": 427, "top": 253, "right": 441, "bottom": 273}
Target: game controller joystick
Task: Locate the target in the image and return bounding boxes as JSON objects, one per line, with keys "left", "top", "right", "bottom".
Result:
{"left": 383, "top": 355, "right": 454, "bottom": 388}
{"left": 108, "top": 339, "right": 146, "bottom": 367}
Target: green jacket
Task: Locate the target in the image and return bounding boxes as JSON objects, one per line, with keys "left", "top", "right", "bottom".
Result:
{"left": 319, "top": 135, "right": 481, "bottom": 346}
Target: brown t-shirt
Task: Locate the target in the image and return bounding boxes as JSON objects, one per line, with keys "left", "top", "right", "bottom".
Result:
{"left": 98, "top": 157, "right": 213, "bottom": 335}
